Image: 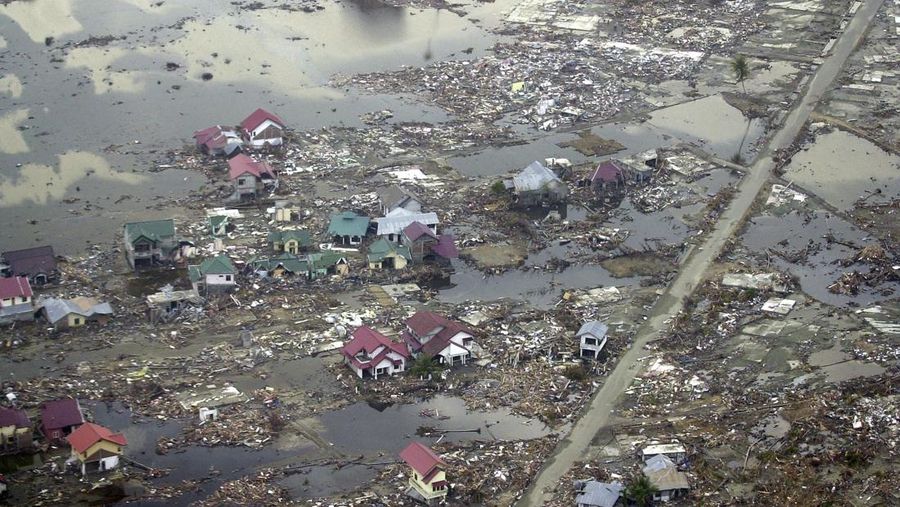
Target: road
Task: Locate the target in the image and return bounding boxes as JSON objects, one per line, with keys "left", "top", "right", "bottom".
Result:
{"left": 519, "top": 0, "right": 886, "bottom": 504}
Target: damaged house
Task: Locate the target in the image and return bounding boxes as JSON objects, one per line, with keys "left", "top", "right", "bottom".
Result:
{"left": 367, "top": 237, "right": 411, "bottom": 270}
{"left": 40, "top": 297, "right": 113, "bottom": 330}
{"left": 0, "top": 407, "right": 33, "bottom": 454}
{"left": 228, "top": 154, "right": 276, "bottom": 202}
{"left": 402, "top": 311, "right": 477, "bottom": 366}
{"left": 377, "top": 186, "right": 421, "bottom": 215}
{"left": 193, "top": 125, "right": 243, "bottom": 157}
{"left": 40, "top": 398, "right": 84, "bottom": 443}
{"left": 505, "top": 160, "right": 569, "bottom": 207}
{"left": 342, "top": 326, "right": 410, "bottom": 379}
{"left": 642, "top": 454, "right": 690, "bottom": 503}
{"left": 188, "top": 255, "right": 237, "bottom": 294}
{"left": 590, "top": 160, "right": 628, "bottom": 202}
{"left": 401, "top": 222, "right": 459, "bottom": 266}
{"left": 577, "top": 321, "right": 608, "bottom": 360}
{"left": 375, "top": 208, "right": 439, "bottom": 244}
{"left": 0, "top": 276, "right": 34, "bottom": 325}
{"left": 327, "top": 211, "right": 370, "bottom": 247}
{"left": 123, "top": 219, "right": 178, "bottom": 271}
{"left": 1, "top": 245, "right": 59, "bottom": 285}
{"left": 240, "top": 108, "right": 285, "bottom": 148}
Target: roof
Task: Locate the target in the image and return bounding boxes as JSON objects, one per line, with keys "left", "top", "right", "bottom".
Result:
{"left": 367, "top": 238, "right": 412, "bottom": 263}
{"left": 209, "top": 215, "right": 229, "bottom": 229}
{"left": 196, "top": 255, "right": 237, "bottom": 276}
{"left": 406, "top": 311, "right": 451, "bottom": 337}
{"left": 41, "top": 297, "right": 113, "bottom": 324}
{"left": 591, "top": 160, "right": 626, "bottom": 183}
{"left": 2, "top": 246, "right": 57, "bottom": 276}
{"left": 124, "top": 219, "right": 175, "bottom": 243}
{"left": 342, "top": 326, "right": 410, "bottom": 361}
{"left": 240, "top": 108, "right": 285, "bottom": 132}
{"left": 41, "top": 398, "right": 84, "bottom": 431}
{"left": 577, "top": 321, "right": 608, "bottom": 339}
{"left": 228, "top": 154, "right": 275, "bottom": 180}
{"left": 431, "top": 235, "right": 459, "bottom": 259}
{"left": 250, "top": 253, "right": 307, "bottom": 274}
{"left": 193, "top": 125, "right": 241, "bottom": 150}
{"left": 377, "top": 186, "right": 420, "bottom": 211}
{"left": 66, "top": 422, "right": 127, "bottom": 454}
{"left": 642, "top": 443, "right": 686, "bottom": 457}
{"left": 405, "top": 311, "right": 474, "bottom": 356}
{"left": 400, "top": 441, "right": 445, "bottom": 479}
{"left": 0, "top": 407, "right": 30, "bottom": 428}
{"left": 512, "top": 160, "right": 561, "bottom": 192}
{"left": 327, "top": 211, "right": 370, "bottom": 237}
{"left": 402, "top": 221, "right": 438, "bottom": 242}
{"left": 0, "top": 276, "right": 32, "bottom": 300}
{"left": 375, "top": 211, "right": 439, "bottom": 236}
{"left": 268, "top": 229, "right": 313, "bottom": 246}
{"left": 643, "top": 455, "right": 689, "bottom": 491}
{"left": 574, "top": 480, "right": 623, "bottom": 507}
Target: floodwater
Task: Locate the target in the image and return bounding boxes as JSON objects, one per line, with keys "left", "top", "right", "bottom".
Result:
{"left": 782, "top": 129, "right": 900, "bottom": 211}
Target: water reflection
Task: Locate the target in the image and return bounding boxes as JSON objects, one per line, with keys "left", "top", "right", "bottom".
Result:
{"left": 0, "top": 109, "right": 30, "bottom": 154}
{"left": 0, "top": 74, "right": 23, "bottom": 98}
{"left": 0, "top": 0, "right": 83, "bottom": 43}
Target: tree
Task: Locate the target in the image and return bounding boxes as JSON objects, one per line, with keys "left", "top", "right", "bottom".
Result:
{"left": 625, "top": 475, "right": 658, "bottom": 507}
{"left": 731, "top": 55, "right": 750, "bottom": 94}
{"left": 409, "top": 354, "right": 443, "bottom": 380}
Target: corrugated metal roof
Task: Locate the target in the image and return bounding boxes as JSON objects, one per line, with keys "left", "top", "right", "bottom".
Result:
{"left": 512, "top": 161, "right": 559, "bottom": 192}
{"left": 576, "top": 321, "right": 608, "bottom": 339}
{"left": 574, "top": 480, "right": 623, "bottom": 507}
{"left": 327, "top": 212, "right": 370, "bottom": 237}
{"left": 41, "top": 297, "right": 113, "bottom": 324}
{"left": 375, "top": 211, "right": 438, "bottom": 236}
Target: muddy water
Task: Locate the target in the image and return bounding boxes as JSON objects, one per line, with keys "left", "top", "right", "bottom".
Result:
{"left": 782, "top": 129, "right": 900, "bottom": 211}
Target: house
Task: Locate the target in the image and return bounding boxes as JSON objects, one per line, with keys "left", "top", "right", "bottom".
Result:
{"left": 193, "top": 125, "right": 243, "bottom": 157}
{"left": 621, "top": 149, "right": 660, "bottom": 185}
{"left": 123, "top": 219, "right": 178, "bottom": 270}
{"left": 247, "top": 253, "right": 307, "bottom": 278}
{"left": 402, "top": 311, "right": 476, "bottom": 366}
{"left": 590, "top": 160, "right": 628, "bottom": 201}
{"left": 375, "top": 208, "right": 439, "bottom": 244}
{"left": 40, "top": 297, "right": 113, "bottom": 329}
{"left": 146, "top": 286, "right": 203, "bottom": 323}
{"left": 577, "top": 321, "right": 608, "bottom": 360}
{"left": 505, "top": 160, "right": 569, "bottom": 207}
{"left": 342, "top": 326, "right": 410, "bottom": 379}
{"left": 327, "top": 211, "right": 370, "bottom": 246}
{"left": 188, "top": 255, "right": 237, "bottom": 294}
{"left": 40, "top": 398, "right": 84, "bottom": 443}
{"left": 208, "top": 215, "right": 231, "bottom": 237}
{"left": 228, "top": 154, "right": 276, "bottom": 202}
{"left": 642, "top": 442, "right": 687, "bottom": 464}
{"left": 66, "top": 422, "right": 127, "bottom": 476}
{"left": 642, "top": 454, "right": 690, "bottom": 502}
{"left": 0, "top": 407, "right": 33, "bottom": 454}
{"left": 399, "top": 442, "right": 448, "bottom": 504}
{"left": 574, "top": 480, "right": 623, "bottom": 507}
{"left": 308, "top": 252, "right": 349, "bottom": 279}
{"left": 367, "top": 237, "right": 411, "bottom": 270}
{"left": 376, "top": 186, "right": 421, "bottom": 215}
{"left": 268, "top": 229, "right": 313, "bottom": 254}
{"left": 0, "top": 276, "right": 34, "bottom": 325}
{"left": 1, "top": 246, "right": 59, "bottom": 285}
{"left": 401, "top": 222, "right": 459, "bottom": 265}
{"left": 240, "top": 108, "right": 285, "bottom": 148}
{"left": 270, "top": 200, "right": 301, "bottom": 222}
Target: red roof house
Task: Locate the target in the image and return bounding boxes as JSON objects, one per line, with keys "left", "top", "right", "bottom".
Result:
{"left": 400, "top": 442, "right": 448, "bottom": 501}
{"left": 240, "top": 108, "right": 285, "bottom": 148}
{"left": 342, "top": 326, "right": 410, "bottom": 379}
{"left": 66, "top": 422, "right": 127, "bottom": 476}
{"left": 402, "top": 311, "right": 476, "bottom": 367}
{"left": 193, "top": 125, "right": 243, "bottom": 156}
{"left": 228, "top": 154, "right": 276, "bottom": 202}
{"left": 0, "top": 276, "right": 35, "bottom": 324}
{"left": 0, "top": 407, "right": 33, "bottom": 453}
{"left": 40, "top": 398, "right": 84, "bottom": 442}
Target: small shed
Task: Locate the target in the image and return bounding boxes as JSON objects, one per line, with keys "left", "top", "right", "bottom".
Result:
{"left": 577, "top": 321, "right": 608, "bottom": 359}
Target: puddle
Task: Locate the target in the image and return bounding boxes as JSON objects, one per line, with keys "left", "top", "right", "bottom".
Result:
{"left": 818, "top": 361, "right": 886, "bottom": 383}
{"left": 782, "top": 129, "right": 900, "bottom": 211}
{"left": 756, "top": 413, "right": 791, "bottom": 439}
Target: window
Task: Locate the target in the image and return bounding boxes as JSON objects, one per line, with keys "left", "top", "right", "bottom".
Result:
{"left": 18, "top": 296, "right": 27, "bottom": 303}
{"left": 584, "top": 337, "right": 596, "bottom": 346}
{"left": 73, "top": 318, "right": 82, "bottom": 325}
{"left": 135, "top": 243, "right": 150, "bottom": 252}
{"left": 238, "top": 178, "right": 247, "bottom": 185}
{"left": 225, "top": 275, "right": 232, "bottom": 282}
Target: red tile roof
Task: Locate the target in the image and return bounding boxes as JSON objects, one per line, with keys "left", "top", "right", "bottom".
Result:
{"left": 228, "top": 154, "right": 275, "bottom": 180}
{"left": 66, "top": 422, "right": 127, "bottom": 454}
{"left": 405, "top": 311, "right": 449, "bottom": 338}
{"left": 400, "top": 441, "right": 445, "bottom": 479}
{"left": 342, "top": 326, "right": 409, "bottom": 360}
{"left": 0, "top": 407, "right": 30, "bottom": 428}
{"left": 193, "top": 125, "right": 230, "bottom": 150}
{"left": 404, "top": 311, "right": 473, "bottom": 356}
{"left": 240, "top": 108, "right": 285, "bottom": 132}
{"left": 591, "top": 160, "right": 625, "bottom": 183}
{"left": 0, "top": 276, "right": 32, "bottom": 300}
{"left": 40, "top": 398, "right": 84, "bottom": 431}
{"left": 402, "top": 221, "right": 438, "bottom": 242}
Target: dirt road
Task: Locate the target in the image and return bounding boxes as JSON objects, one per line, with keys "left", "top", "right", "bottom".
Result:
{"left": 519, "top": 0, "right": 886, "bottom": 503}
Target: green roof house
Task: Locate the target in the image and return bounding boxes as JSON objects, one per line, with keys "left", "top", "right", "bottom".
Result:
{"left": 268, "top": 229, "right": 314, "bottom": 254}
{"left": 327, "top": 212, "right": 370, "bottom": 246}
{"left": 367, "top": 237, "right": 411, "bottom": 270}
{"left": 188, "top": 255, "right": 237, "bottom": 294}
{"left": 248, "top": 253, "right": 308, "bottom": 278}
{"left": 123, "top": 219, "right": 177, "bottom": 270}
{"left": 308, "top": 252, "right": 349, "bottom": 280}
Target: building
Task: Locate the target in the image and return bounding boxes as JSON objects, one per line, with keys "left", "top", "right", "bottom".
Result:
{"left": 577, "top": 321, "right": 608, "bottom": 360}
{"left": 642, "top": 454, "right": 690, "bottom": 502}
{"left": 402, "top": 311, "right": 476, "bottom": 366}
{"left": 0, "top": 407, "right": 33, "bottom": 454}
{"left": 247, "top": 253, "right": 307, "bottom": 279}
{"left": 574, "top": 480, "right": 623, "bottom": 507}
{"left": 146, "top": 286, "right": 203, "bottom": 323}
{"left": 641, "top": 442, "right": 687, "bottom": 464}
{"left": 193, "top": 125, "right": 243, "bottom": 156}
{"left": 0, "top": 276, "right": 34, "bottom": 325}
{"left": 367, "top": 237, "right": 411, "bottom": 270}
{"left": 268, "top": 229, "right": 313, "bottom": 255}
{"left": 327, "top": 211, "right": 370, "bottom": 246}
{"left": 376, "top": 186, "right": 421, "bottom": 215}
{"left": 590, "top": 160, "right": 628, "bottom": 201}
{"left": 208, "top": 215, "right": 230, "bottom": 237}
{"left": 505, "top": 160, "right": 569, "bottom": 207}
{"left": 399, "top": 442, "right": 448, "bottom": 504}
{"left": 401, "top": 222, "right": 458, "bottom": 265}
{"left": 123, "top": 219, "right": 177, "bottom": 270}
{"left": 66, "top": 422, "right": 127, "bottom": 476}
{"left": 342, "top": 326, "right": 410, "bottom": 379}
{"left": 307, "top": 252, "right": 349, "bottom": 279}
{"left": 188, "top": 255, "right": 237, "bottom": 294}
{"left": 375, "top": 208, "right": 439, "bottom": 244}
{"left": 1, "top": 246, "right": 59, "bottom": 285}
{"left": 240, "top": 108, "right": 285, "bottom": 148}
{"left": 228, "top": 154, "right": 276, "bottom": 202}
{"left": 40, "top": 398, "right": 84, "bottom": 443}
{"left": 40, "top": 297, "right": 113, "bottom": 330}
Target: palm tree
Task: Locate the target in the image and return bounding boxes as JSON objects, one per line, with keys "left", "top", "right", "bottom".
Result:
{"left": 731, "top": 55, "right": 750, "bottom": 94}
{"left": 625, "top": 475, "right": 658, "bottom": 507}
{"left": 409, "top": 354, "right": 443, "bottom": 380}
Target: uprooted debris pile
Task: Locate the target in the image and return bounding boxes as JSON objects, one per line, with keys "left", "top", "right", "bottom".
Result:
{"left": 194, "top": 469, "right": 292, "bottom": 507}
